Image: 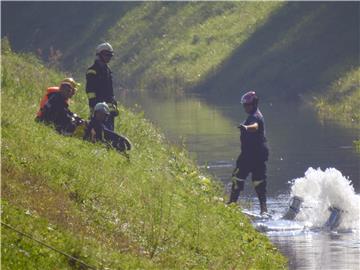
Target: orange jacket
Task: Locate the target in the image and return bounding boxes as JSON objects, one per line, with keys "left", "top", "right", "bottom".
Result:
{"left": 37, "top": 87, "right": 69, "bottom": 117}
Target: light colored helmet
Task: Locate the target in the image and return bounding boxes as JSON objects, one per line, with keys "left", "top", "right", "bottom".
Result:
{"left": 96, "top": 42, "right": 114, "bottom": 55}
{"left": 241, "top": 91, "right": 258, "bottom": 106}
{"left": 60, "top": 77, "right": 80, "bottom": 91}
{"left": 94, "top": 102, "right": 110, "bottom": 115}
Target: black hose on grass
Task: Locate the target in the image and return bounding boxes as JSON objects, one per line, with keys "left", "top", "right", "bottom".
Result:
{"left": 1, "top": 221, "right": 98, "bottom": 270}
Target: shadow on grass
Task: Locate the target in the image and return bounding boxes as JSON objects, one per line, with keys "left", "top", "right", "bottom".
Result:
{"left": 195, "top": 2, "right": 359, "bottom": 102}
{"left": 1, "top": 2, "right": 139, "bottom": 69}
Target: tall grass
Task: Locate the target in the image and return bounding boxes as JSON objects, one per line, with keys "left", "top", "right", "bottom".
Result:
{"left": 1, "top": 43, "right": 286, "bottom": 269}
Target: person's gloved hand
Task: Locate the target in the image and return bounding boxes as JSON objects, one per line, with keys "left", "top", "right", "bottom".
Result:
{"left": 72, "top": 113, "right": 85, "bottom": 125}
{"left": 108, "top": 102, "right": 119, "bottom": 117}
{"left": 238, "top": 124, "right": 247, "bottom": 132}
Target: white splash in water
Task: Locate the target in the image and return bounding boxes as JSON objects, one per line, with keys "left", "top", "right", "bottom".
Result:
{"left": 290, "top": 167, "right": 360, "bottom": 230}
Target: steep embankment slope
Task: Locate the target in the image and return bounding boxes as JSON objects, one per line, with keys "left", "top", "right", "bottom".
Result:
{"left": 315, "top": 67, "right": 360, "bottom": 149}
{"left": 1, "top": 1, "right": 136, "bottom": 69}
{"left": 315, "top": 68, "right": 360, "bottom": 125}
{"left": 104, "top": 2, "right": 360, "bottom": 130}
{"left": 105, "top": 2, "right": 283, "bottom": 92}
{"left": 74, "top": 2, "right": 358, "bottom": 103}
{"left": 1, "top": 44, "right": 286, "bottom": 269}
{"left": 2, "top": 2, "right": 359, "bottom": 125}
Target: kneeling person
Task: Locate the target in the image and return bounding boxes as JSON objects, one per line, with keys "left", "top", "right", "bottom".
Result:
{"left": 84, "top": 102, "right": 131, "bottom": 153}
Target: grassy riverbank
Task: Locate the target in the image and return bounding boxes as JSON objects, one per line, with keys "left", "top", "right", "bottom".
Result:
{"left": 3, "top": 2, "right": 358, "bottom": 104}
{"left": 314, "top": 68, "right": 360, "bottom": 152}
{"left": 315, "top": 68, "right": 359, "bottom": 126}
{"left": 2, "top": 2, "right": 284, "bottom": 92}
{"left": 3, "top": 2, "right": 358, "bottom": 99}
{"left": 105, "top": 2, "right": 283, "bottom": 92}
{"left": 1, "top": 44, "right": 286, "bottom": 269}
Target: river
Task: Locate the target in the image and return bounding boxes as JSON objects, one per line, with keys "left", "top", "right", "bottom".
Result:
{"left": 120, "top": 91, "right": 360, "bottom": 270}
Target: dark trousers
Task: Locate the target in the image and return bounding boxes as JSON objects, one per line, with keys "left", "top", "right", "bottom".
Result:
{"left": 104, "top": 115, "right": 115, "bottom": 131}
{"left": 228, "top": 154, "right": 267, "bottom": 204}
{"left": 104, "top": 129, "right": 132, "bottom": 152}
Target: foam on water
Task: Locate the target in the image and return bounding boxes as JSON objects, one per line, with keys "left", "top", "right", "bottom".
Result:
{"left": 290, "top": 167, "right": 360, "bottom": 230}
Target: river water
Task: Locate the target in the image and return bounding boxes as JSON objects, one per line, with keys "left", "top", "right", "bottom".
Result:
{"left": 120, "top": 91, "right": 360, "bottom": 270}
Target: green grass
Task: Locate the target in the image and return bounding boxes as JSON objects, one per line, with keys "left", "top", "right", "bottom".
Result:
{"left": 2, "top": 2, "right": 283, "bottom": 91}
{"left": 313, "top": 67, "right": 360, "bottom": 153}
{"left": 314, "top": 68, "right": 360, "bottom": 127}
{"left": 3, "top": 2, "right": 358, "bottom": 101}
{"left": 314, "top": 67, "right": 360, "bottom": 152}
{"left": 354, "top": 140, "right": 360, "bottom": 153}
{"left": 106, "top": 2, "right": 283, "bottom": 92}
{"left": 101, "top": 2, "right": 359, "bottom": 101}
{"left": 1, "top": 44, "right": 286, "bottom": 269}
{"left": 1, "top": 2, "right": 136, "bottom": 69}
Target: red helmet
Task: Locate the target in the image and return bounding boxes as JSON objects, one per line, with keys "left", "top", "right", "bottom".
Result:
{"left": 241, "top": 91, "right": 258, "bottom": 106}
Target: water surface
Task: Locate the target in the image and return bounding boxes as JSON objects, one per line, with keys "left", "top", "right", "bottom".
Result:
{"left": 120, "top": 91, "right": 359, "bottom": 270}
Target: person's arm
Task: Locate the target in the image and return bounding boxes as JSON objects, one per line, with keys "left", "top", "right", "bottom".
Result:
{"left": 86, "top": 69, "right": 99, "bottom": 109}
{"left": 238, "top": 114, "right": 260, "bottom": 133}
{"left": 239, "top": 122, "right": 259, "bottom": 132}
{"left": 103, "top": 127, "right": 117, "bottom": 141}
{"left": 83, "top": 121, "right": 99, "bottom": 143}
{"left": 42, "top": 95, "right": 61, "bottom": 122}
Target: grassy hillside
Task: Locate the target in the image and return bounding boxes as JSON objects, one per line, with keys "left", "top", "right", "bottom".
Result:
{"left": 1, "top": 2, "right": 137, "bottom": 68}
{"left": 314, "top": 68, "right": 360, "bottom": 151}
{"left": 105, "top": 2, "right": 283, "bottom": 92}
{"left": 1, "top": 43, "right": 286, "bottom": 269}
{"left": 195, "top": 2, "right": 359, "bottom": 99}
{"left": 3, "top": 2, "right": 358, "bottom": 128}
{"left": 315, "top": 68, "right": 360, "bottom": 125}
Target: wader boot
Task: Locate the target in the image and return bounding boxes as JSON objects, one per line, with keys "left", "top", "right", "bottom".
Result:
{"left": 254, "top": 180, "right": 267, "bottom": 215}
{"left": 228, "top": 177, "right": 245, "bottom": 204}
{"left": 260, "top": 201, "right": 268, "bottom": 215}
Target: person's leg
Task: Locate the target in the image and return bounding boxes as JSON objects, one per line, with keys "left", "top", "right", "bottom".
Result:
{"left": 114, "top": 135, "right": 132, "bottom": 152}
{"left": 104, "top": 129, "right": 131, "bottom": 152}
{"left": 228, "top": 175, "right": 245, "bottom": 204}
{"left": 104, "top": 115, "right": 115, "bottom": 131}
{"left": 228, "top": 157, "right": 250, "bottom": 204}
{"left": 254, "top": 180, "right": 267, "bottom": 214}
{"left": 252, "top": 161, "right": 267, "bottom": 214}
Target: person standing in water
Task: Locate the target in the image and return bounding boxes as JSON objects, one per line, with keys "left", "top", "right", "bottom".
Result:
{"left": 228, "top": 91, "right": 269, "bottom": 215}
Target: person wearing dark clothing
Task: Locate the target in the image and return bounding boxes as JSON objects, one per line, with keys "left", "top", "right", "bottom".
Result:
{"left": 36, "top": 80, "right": 84, "bottom": 135}
{"left": 228, "top": 91, "right": 269, "bottom": 215}
{"left": 86, "top": 42, "right": 119, "bottom": 131}
{"left": 83, "top": 102, "right": 131, "bottom": 153}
